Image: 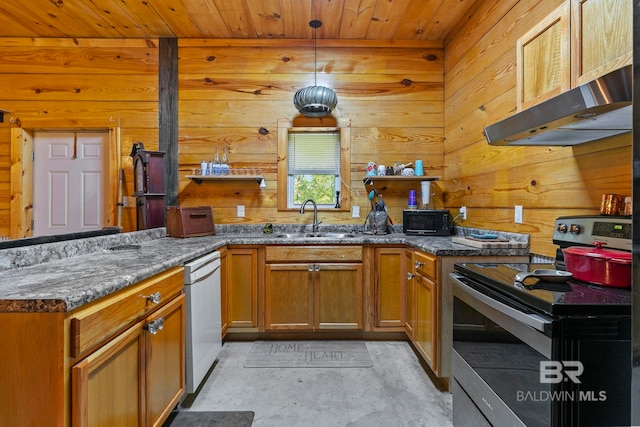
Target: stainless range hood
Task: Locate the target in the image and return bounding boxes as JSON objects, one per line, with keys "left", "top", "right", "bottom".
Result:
{"left": 484, "top": 65, "right": 632, "bottom": 146}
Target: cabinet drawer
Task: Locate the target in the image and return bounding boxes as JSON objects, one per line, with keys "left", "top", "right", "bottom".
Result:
{"left": 69, "top": 267, "right": 184, "bottom": 358}
{"left": 414, "top": 251, "right": 437, "bottom": 281}
{"left": 265, "top": 246, "right": 362, "bottom": 262}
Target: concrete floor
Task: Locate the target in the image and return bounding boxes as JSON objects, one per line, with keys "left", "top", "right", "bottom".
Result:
{"left": 180, "top": 340, "right": 453, "bottom": 427}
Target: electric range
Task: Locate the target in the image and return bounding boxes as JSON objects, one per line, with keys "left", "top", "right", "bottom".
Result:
{"left": 450, "top": 215, "right": 632, "bottom": 427}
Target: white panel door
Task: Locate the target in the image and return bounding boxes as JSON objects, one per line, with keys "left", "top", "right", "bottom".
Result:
{"left": 33, "top": 132, "right": 107, "bottom": 236}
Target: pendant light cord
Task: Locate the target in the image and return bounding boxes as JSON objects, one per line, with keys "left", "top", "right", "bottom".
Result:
{"left": 309, "top": 19, "right": 322, "bottom": 87}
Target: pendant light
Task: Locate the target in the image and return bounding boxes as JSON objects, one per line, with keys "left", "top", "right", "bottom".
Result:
{"left": 293, "top": 20, "right": 338, "bottom": 117}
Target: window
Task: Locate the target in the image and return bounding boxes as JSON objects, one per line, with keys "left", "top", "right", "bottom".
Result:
{"left": 277, "top": 118, "right": 351, "bottom": 211}
{"left": 287, "top": 132, "right": 340, "bottom": 208}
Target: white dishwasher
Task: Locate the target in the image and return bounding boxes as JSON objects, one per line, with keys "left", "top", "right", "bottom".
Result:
{"left": 184, "top": 251, "right": 222, "bottom": 394}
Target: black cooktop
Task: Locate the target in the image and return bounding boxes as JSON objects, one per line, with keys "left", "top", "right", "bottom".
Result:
{"left": 454, "top": 262, "right": 631, "bottom": 316}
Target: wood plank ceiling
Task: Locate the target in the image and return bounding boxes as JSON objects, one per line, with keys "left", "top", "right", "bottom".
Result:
{"left": 0, "top": 0, "right": 478, "bottom": 41}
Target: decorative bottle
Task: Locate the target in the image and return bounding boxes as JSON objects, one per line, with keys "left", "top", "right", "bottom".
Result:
{"left": 221, "top": 147, "right": 230, "bottom": 175}
{"left": 213, "top": 148, "right": 221, "bottom": 176}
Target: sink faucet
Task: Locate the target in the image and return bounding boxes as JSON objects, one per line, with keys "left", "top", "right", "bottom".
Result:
{"left": 300, "top": 199, "right": 322, "bottom": 233}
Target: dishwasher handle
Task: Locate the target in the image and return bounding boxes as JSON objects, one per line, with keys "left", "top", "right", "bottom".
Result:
{"left": 185, "top": 251, "right": 221, "bottom": 284}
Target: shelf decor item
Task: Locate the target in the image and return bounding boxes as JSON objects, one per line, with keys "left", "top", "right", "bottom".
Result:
{"left": 293, "top": 20, "right": 338, "bottom": 117}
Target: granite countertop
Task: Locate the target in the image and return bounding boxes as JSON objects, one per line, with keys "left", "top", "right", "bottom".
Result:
{"left": 0, "top": 225, "right": 529, "bottom": 314}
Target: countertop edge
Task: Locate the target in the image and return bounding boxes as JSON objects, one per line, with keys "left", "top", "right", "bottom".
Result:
{"left": 0, "top": 232, "right": 530, "bottom": 313}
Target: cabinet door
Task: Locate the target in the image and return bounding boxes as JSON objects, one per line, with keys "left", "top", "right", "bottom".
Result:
{"left": 71, "top": 322, "right": 145, "bottom": 427}
{"left": 265, "top": 264, "right": 314, "bottom": 330}
{"left": 220, "top": 248, "right": 228, "bottom": 336}
{"left": 374, "top": 248, "right": 404, "bottom": 328}
{"left": 227, "top": 247, "right": 258, "bottom": 328}
{"left": 415, "top": 273, "right": 438, "bottom": 372}
{"left": 571, "top": 0, "right": 632, "bottom": 85}
{"left": 404, "top": 250, "right": 416, "bottom": 338}
{"left": 145, "top": 294, "right": 186, "bottom": 427}
{"left": 316, "top": 263, "right": 363, "bottom": 330}
{"left": 516, "top": 2, "right": 571, "bottom": 110}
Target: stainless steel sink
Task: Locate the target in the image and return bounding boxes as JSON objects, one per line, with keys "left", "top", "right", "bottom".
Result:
{"left": 275, "top": 232, "right": 356, "bottom": 239}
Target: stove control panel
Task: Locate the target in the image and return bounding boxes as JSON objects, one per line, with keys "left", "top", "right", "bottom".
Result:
{"left": 553, "top": 215, "right": 632, "bottom": 251}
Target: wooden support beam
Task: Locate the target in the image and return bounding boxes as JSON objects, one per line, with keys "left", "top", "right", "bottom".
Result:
{"left": 159, "top": 37, "right": 178, "bottom": 207}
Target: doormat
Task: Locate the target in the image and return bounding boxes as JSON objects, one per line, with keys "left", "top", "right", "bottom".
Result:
{"left": 243, "top": 340, "right": 373, "bottom": 368}
{"left": 163, "top": 411, "right": 254, "bottom": 427}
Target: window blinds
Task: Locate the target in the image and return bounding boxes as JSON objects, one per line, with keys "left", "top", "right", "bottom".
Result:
{"left": 288, "top": 133, "right": 340, "bottom": 175}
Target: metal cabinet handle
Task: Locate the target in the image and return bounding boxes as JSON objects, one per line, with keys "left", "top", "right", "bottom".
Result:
{"left": 414, "top": 261, "right": 424, "bottom": 268}
{"left": 144, "top": 317, "right": 165, "bottom": 335}
{"left": 146, "top": 292, "right": 161, "bottom": 304}
{"left": 308, "top": 265, "right": 314, "bottom": 271}
{"left": 307, "top": 265, "right": 321, "bottom": 272}
{"left": 407, "top": 272, "right": 415, "bottom": 280}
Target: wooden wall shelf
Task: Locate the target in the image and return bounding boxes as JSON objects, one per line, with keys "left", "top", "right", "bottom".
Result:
{"left": 186, "top": 175, "right": 264, "bottom": 185}
{"left": 363, "top": 175, "right": 440, "bottom": 183}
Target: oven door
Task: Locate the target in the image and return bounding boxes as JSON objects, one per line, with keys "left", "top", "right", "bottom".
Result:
{"left": 451, "top": 272, "right": 557, "bottom": 427}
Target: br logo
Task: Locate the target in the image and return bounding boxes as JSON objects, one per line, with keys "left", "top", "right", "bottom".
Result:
{"left": 540, "top": 361, "right": 584, "bottom": 384}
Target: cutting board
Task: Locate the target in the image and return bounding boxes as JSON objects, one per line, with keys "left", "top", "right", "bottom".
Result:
{"left": 452, "top": 236, "right": 528, "bottom": 249}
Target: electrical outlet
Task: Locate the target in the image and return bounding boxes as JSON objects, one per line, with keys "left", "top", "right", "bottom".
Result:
{"left": 515, "top": 205, "right": 523, "bottom": 224}
{"left": 237, "top": 205, "right": 245, "bottom": 218}
{"left": 351, "top": 206, "right": 360, "bottom": 218}
{"left": 122, "top": 196, "right": 132, "bottom": 208}
{"left": 460, "top": 206, "right": 467, "bottom": 220}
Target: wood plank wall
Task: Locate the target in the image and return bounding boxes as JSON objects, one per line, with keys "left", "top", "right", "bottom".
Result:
{"left": 443, "top": 0, "right": 632, "bottom": 257}
{"left": 1, "top": 0, "right": 628, "bottom": 256}
{"left": 0, "top": 38, "right": 159, "bottom": 235}
{"left": 176, "top": 39, "right": 445, "bottom": 227}
{"left": 0, "top": 38, "right": 444, "bottom": 237}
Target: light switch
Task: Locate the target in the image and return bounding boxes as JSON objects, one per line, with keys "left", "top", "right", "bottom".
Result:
{"left": 237, "top": 205, "right": 245, "bottom": 218}
{"left": 515, "top": 205, "right": 523, "bottom": 224}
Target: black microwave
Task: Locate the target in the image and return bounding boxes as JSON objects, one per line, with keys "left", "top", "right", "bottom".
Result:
{"left": 403, "top": 209, "right": 451, "bottom": 236}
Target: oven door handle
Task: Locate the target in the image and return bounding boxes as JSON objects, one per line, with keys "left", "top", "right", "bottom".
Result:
{"left": 452, "top": 273, "right": 551, "bottom": 333}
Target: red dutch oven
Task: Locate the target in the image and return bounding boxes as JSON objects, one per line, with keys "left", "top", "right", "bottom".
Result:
{"left": 562, "top": 241, "right": 631, "bottom": 288}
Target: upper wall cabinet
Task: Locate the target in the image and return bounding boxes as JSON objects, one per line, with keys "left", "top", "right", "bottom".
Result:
{"left": 571, "top": 0, "right": 632, "bottom": 86}
{"left": 517, "top": 3, "right": 571, "bottom": 111}
{"left": 517, "top": 0, "right": 631, "bottom": 111}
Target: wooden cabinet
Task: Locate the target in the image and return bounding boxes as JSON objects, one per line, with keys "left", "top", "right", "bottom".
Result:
{"left": 517, "top": 0, "right": 631, "bottom": 110}
{"left": 315, "top": 263, "right": 363, "bottom": 330}
{"left": 571, "top": 0, "right": 632, "bottom": 86}
{"left": 70, "top": 267, "right": 185, "bottom": 427}
{"left": 406, "top": 250, "right": 439, "bottom": 373}
{"left": 144, "top": 295, "right": 185, "bottom": 427}
{"left": 264, "top": 263, "right": 314, "bottom": 330}
{"left": 415, "top": 268, "right": 438, "bottom": 372}
{"left": 219, "top": 247, "right": 229, "bottom": 336}
{"left": 71, "top": 321, "right": 145, "bottom": 426}
{"left": 404, "top": 249, "right": 416, "bottom": 338}
{"left": 374, "top": 247, "right": 404, "bottom": 329}
{"left": 264, "top": 246, "right": 363, "bottom": 331}
{"left": 0, "top": 267, "right": 185, "bottom": 427}
{"left": 226, "top": 246, "right": 258, "bottom": 330}
{"left": 517, "top": 3, "right": 571, "bottom": 110}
